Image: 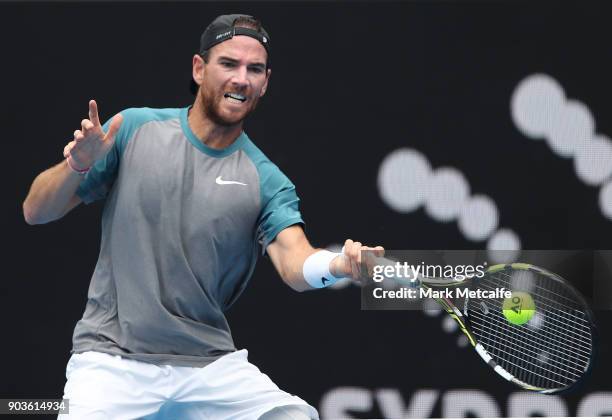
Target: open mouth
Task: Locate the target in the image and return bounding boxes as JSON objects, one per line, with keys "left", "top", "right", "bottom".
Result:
{"left": 224, "top": 92, "right": 247, "bottom": 103}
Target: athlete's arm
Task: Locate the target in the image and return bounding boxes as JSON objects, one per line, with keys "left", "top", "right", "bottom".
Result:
{"left": 266, "top": 225, "right": 384, "bottom": 291}
{"left": 23, "top": 100, "right": 122, "bottom": 225}
{"left": 23, "top": 162, "right": 84, "bottom": 224}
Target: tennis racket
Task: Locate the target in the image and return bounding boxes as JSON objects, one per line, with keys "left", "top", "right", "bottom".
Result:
{"left": 372, "top": 260, "right": 597, "bottom": 394}
{"left": 412, "top": 262, "right": 596, "bottom": 393}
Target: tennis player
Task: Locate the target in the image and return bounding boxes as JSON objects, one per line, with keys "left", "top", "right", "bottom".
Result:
{"left": 23, "top": 14, "right": 383, "bottom": 420}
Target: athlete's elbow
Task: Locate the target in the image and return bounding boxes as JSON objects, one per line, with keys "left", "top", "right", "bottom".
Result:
{"left": 22, "top": 201, "right": 53, "bottom": 225}
{"left": 23, "top": 201, "right": 41, "bottom": 225}
{"left": 283, "top": 276, "right": 311, "bottom": 293}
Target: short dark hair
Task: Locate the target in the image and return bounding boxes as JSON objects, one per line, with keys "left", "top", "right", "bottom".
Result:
{"left": 190, "top": 16, "right": 269, "bottom": 95}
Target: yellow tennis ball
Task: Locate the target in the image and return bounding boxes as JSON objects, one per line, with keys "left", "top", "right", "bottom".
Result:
{"left": 503, "top": 292, "right": 536, "bottom": 325}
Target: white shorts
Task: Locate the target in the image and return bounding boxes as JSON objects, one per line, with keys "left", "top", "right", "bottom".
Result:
{"left": 58, "top": 350, "right": 318, "bottom": 420}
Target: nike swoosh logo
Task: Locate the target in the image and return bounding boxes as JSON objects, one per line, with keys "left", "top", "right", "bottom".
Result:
{"left": 215, "top": 176, "right": 247, "bottom": 186}
{"left": 321, "top": 277, "right": 330, "bottom": 286}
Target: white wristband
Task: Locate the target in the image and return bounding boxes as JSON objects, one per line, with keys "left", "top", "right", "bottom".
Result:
{"left": 303, "top": 250, "right": 346, "bottom": 289}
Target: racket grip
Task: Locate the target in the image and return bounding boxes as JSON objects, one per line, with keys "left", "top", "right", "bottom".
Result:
{"left": 373, "top": 256, "right": 422, "bottom": 288}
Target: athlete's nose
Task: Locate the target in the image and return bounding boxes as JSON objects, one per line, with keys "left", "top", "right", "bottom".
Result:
{"left": 231, "top": 65, "right": 249, "bottom": 88}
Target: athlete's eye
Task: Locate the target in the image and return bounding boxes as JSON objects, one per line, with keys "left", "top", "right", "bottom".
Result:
{"left": 248, "top": 66, "right": 265, "bottom": 74}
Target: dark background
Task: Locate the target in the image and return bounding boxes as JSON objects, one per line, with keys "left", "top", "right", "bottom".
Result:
{"left": 3, "top": 1, "right": 612, "bottom": 418}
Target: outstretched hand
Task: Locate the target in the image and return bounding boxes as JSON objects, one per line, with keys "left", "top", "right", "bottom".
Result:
{"left": 63, "top": 100, "right": 123, "bottom": 170}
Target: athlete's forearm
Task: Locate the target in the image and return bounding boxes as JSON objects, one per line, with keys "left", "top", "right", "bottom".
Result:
{"left": 23, "top": 160, "right": 83, "bottom": 225}
{"left": 266, "top": 227, "right": 317, "bottom": 292}
{"left": 268, "top": 226, "right": 355, "bottom": 292}
{"left": 276, "top": 246, "right": 351, "bottom": 292}
{"left": 277, "top": 247, "right": 318, "bottom": 292}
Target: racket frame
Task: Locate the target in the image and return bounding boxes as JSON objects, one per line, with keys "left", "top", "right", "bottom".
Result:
{"left": 420, "top": 262, "right": 596, "bottom": 394}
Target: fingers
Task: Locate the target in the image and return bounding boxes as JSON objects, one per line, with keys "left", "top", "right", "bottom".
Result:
{"left": 374, "top": 246, "right": 385, "bottom": 257}
{"left": 81, "top": 119, "right": 95, "bottom": 136}
{"left": 89, "top": 99, "right": 100, "bottom": 126}
{"left": 352, "top": 242, "right": 363, "bottom": 267}
{"left": 77, "top": 102, "right": 123, "bottom": 143}
{"left": 343, "top": 240, "right": 386, "bottom": 281}
{"left": 364, "top": 247, "right": 382, "bottom": 278}
{"left": 365, "top": 245, "right": 385, "bottom": 258}
{"left": 73, "top": 129, "right": 84, "bottom": 142}
{"left": 63, "top": 140, "right": 76, "bottom": 158}
{"left": 104, "top": 113, "right": 123, "bottom": 142}
{"left": 74, "top": 100, "right": 99, "bottom": 139}
{"left": 65, "top": 101, "right": 116, "bottom": 168}
{"left": 343, "top": 239, "right": 362, "bottom": 279}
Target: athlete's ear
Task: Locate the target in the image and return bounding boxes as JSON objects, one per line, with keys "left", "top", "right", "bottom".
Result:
{"left": 192, "top": 54, "right": 205, "bottom": 87}
{"left": 260, "top": 68, "right": 271, "bottom": 97}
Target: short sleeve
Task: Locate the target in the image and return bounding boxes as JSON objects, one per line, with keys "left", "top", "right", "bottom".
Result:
{"left": 76, "top": 113, "right": 126, "bottom": 204}
{"left": 257, "top": 162, "right": 304, "bottom": 251}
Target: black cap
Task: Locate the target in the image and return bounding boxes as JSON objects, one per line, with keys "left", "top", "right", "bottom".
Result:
{"left": 199, "top": 14, "right": 270, "bottom": 60}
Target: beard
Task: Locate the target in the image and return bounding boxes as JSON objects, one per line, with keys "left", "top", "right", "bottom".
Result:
{"left": 199, "top": 84, "right": 260, "bottom": 127}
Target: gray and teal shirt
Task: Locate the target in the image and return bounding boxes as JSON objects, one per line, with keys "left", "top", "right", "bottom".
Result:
{"left": 72, "top": 107, "right": 303, "bottom": 367}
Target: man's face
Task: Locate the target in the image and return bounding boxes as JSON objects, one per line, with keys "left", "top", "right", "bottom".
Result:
{"left": 194, "top": 35, "right": 270, "bottom": 126}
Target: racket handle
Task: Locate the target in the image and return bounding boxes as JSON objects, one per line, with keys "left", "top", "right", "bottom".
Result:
{"left": 372, "top": 256, "right": 422, "bottom": 288}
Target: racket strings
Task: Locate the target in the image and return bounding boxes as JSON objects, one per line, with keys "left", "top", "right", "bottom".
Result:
{"left": 479, "top": 278, "right": 593, "bottom": 350}
{"left": 471, "top": 313, "right": 584, "bottom": 389}
{"left": 479, "top": 307, "right": 591, "bottom": 379}
{"left": 473, "top": 299, "right": 586, "bottom": 351}
{"left": 469, "top": 316, "right": 587, "bottom": 375}
{"left": 496, "top": 271, "right": 592, "bottom": 329}
{"left": 470, "top": 312, "right": 587, "bottom": 378}
{"left": 467, "top": 268, "right": 593, "bottom": 390}
{"left": 470, "top": 309, "right": 587, "bottom": 385}
{"left": 476, "top": 280, "right": 592, "bottom": 359}
{"left": 473, "top": 340, "right": 574, "bottom": 386}
{"left": 491, "top": 272, "right": 591, "bottom": 329}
